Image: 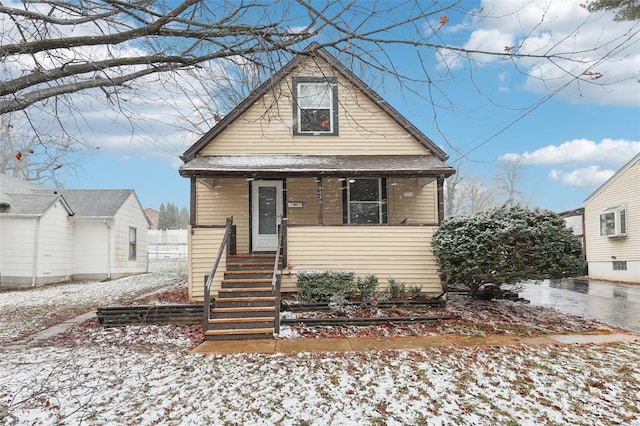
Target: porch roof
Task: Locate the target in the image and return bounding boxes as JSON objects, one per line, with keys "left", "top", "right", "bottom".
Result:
{"left": 179, "top": 155, "right": 455, "bottom": 178}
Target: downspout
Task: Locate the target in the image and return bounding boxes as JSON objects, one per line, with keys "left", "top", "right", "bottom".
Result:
{"left": 104, "top": 219, "right": 112, "bottom": 280}
{"left": 31, "top": 216, "right": 41, "bottom": 286}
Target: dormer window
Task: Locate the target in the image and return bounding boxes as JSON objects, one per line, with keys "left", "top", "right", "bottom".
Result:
{"left": 293, "top": 77, "right": 338, "bottom": 136}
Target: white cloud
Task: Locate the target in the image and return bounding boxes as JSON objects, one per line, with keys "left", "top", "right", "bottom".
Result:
{"left": 549, "top": 166, "right": 615, "bottom": 188}
{"left": 438, "top": 0, "right": 640, "bottom": 106}
{"left": 501, "top": 138, "right": 640, "bottom": 166}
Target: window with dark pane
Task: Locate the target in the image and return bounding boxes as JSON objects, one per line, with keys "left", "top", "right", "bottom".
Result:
{"left": 347, "top": 178, "right": 385, "bottom": 224}
{"left": 258, "top": 186, "right": 277, "bottom": 234}
{"left": 293, "top": 77, "right": 338, "bottom": 136}
{"left": 129, "top": 227, "right": 137, "bottom": 260}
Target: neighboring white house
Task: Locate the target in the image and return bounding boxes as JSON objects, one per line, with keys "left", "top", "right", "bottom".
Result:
{"left": 559, "top": 207, "right": 585, "bottom": 260}
{"left": 59, "top": 190, "right": 151, "bottom": 281}
{"left": 0, "top": 192, "right": 74, "bottom": 287}
{"left": 0, "top": 174, "right": 150, "bottom": 289}
{"left": 584, "top": 152, "right": 640, "bottom": 283}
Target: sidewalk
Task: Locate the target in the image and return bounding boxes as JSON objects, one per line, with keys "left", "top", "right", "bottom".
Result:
{"left": 193, "top": 332, "right": 640, "bottom": 354}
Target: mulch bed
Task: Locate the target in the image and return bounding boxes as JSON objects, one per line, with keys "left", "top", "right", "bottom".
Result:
{"left": 113, "top": 283, "right": 617, "bottom": 341}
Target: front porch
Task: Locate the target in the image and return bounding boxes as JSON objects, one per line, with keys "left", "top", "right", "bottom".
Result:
{"left": 194, "top": 215, "right": 443, "bottom": 340}
{"left": 182, "top": 158, "right": 454, "bottom": 340}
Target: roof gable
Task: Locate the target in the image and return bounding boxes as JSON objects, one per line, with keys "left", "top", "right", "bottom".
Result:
{"left": 585, "top": 152, "right": 640, "bottom": 204}
{"left": 53, "top": 189, "right": 133, "bottom": 218}
{"left": 0, "top": 193, "right": 72, "bottom": 216}
{"left": 182, "top": 43, "right": 448, "bottom": 162}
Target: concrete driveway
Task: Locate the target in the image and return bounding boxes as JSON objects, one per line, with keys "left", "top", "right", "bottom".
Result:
{"left": 518, "top": 278, "right": 640, "bottom": 331}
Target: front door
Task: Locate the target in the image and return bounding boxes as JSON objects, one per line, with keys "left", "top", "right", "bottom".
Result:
{"left": 251, "top": 180, "right": 283, "bottom": 252}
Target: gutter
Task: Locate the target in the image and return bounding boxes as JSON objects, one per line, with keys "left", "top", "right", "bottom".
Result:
{"left": 32, "top": 216, "right": 41, "bottom": 286}
{"left": 104, "top": 219, "right": 112, "bottom": 279}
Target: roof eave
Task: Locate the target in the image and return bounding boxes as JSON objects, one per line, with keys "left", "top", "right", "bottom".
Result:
{"left": 179, "top": 169, "right": 455, "bottom": 179}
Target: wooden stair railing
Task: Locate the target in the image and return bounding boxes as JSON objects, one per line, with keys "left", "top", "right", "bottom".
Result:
{"left": 203, "top": 217, "right": 286, "bottom": 340}
{"left": 203, "top": 216, "right": 234, "bottom": 334}
{"left": 272, "top": 218, "right": 287, "bottom": 334}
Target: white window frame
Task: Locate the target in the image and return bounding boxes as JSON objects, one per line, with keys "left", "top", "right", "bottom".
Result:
{"left": 599, "top": 205, "right": 627, "bottom": 237}
{"left": 129, "top": 227, "right": 137, "bottom": 260}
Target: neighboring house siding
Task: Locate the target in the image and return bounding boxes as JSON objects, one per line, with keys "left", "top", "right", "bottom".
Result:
{"left": 36, "top": 201, "right": 73, "bottom": 283}
{"left": 0, "top": 200, "right": 72, "bottom": 287}
{"left": 110, "top": 193, "right": 150, "bottom": 277}
{"left": 72, "top": 220, "right": 109, "bottom": 279}
{"left": 585, "top": 158, "right": 640, "bottom": 282}
{"left": 282, "top": 226, "right": 441, "bottom": 295}
{"left": 201, "top": 60, "right": 431, "bottom": 157}
{"left": 0, "top": 218, "right": 37, "bottom": 286}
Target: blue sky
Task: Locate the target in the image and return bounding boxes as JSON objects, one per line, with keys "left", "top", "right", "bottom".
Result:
{"left": 44, "top": 0, "right": 639, "bottom": 212}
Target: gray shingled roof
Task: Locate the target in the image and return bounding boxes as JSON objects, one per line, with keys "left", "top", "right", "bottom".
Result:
{"left": 0, "top": 173, "right": 51, "bottom": 206}
{"left": 55, "top": 189, "right": 133, "bottom": 218}
{"left": 0, "top": 193, "right": 70, "bottom": 216}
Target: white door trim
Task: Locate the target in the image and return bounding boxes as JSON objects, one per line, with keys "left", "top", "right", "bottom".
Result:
{"left": 251, "top": 180, "right": 283, "bottom": 252}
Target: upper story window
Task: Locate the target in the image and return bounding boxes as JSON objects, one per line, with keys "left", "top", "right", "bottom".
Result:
{"left": 600, "top": 205, "right": 627, "bottom": 237}
{"left": 343, "top": 178, "right": 387, "bottom": 224}
{"left": 293, "top": 77, "right": 338, "bottom": 136}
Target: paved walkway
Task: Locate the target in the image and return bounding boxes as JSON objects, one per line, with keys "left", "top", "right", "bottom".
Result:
{"left": 193, "top": 332, "right": 640, "bottom": 354}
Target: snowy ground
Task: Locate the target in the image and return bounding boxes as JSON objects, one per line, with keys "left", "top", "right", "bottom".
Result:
{"left": 1, "top": 340, "right": 639, "bottom": 425}
{"left": 1, "top": 261, "right": 639, "bottom": 425}
{"left": 0, "top": 259, "right": 186, "bottom": 344}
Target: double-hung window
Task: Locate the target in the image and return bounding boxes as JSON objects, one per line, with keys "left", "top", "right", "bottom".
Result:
{"left": 129, "top": 227, "right": 137, "bottom": 260}
{"left": 599, "top": 205, "right": 627, "bottom": 237}
{"left": 293, "top": 77, "right": 338, "bottom": 135}
{"left": 344, "top": 178, "right": 387, "bottom": 224}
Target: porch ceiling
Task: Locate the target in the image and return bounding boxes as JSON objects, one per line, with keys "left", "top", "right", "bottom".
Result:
{"left": 179, "top": 155, "right": 455, "bottom": 178}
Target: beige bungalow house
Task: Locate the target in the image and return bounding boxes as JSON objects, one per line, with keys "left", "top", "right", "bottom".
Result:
{"left": 584, "top": 152, "right": 640, "bottom": 283}
{"left": 180, "top": 44, "right": 455, "bottom": 339}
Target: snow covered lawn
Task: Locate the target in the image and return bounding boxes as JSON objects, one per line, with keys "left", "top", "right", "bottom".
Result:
{"left": 1, "top": 259, "right": 639, "bottom": 425}
{"left": 0, "top": 259, "right": 186, "bottom": 344}
{"left": 1, "top": 338, "right": 639, "bottom": 425}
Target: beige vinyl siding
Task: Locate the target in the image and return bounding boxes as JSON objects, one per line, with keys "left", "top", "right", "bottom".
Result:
{"left": 321, "top": 178, "right": 344, "bottom": 224}
{"left": 201, "top": 58, "right": 431, "bottom": 156}
{"left": 188, "top": 226, "right": 227, "bottom": 301}
{"left": 196, "top": 178, "right": 250, "bottom": 253}
{"left": 387, "top": 178, "right": 437, "bottom": 224}
{"left": 286, "top": 178, "right": 319, "bottom": 224}
{"left": 585, "top": 159, "right": 640, "bottom": 262}
{"left": 281, "top": 226, "right": 442, "bottom": 295}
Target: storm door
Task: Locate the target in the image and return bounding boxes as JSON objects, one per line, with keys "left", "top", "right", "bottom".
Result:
{"left": 251, "top": 180, "right": 283, "bottom": 252}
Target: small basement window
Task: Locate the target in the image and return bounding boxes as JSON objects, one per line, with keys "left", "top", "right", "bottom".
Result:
{"left": 129, "top": 227, "right": 137, "bottom": 260}
{"left": 600, "top": 205, "right": 627, "bottom": 237}
{"left": 612, "top": 261, "right": 627, "bottom": 271}
{"left": 293, "top": 77, "right": 338, "bottom": 136}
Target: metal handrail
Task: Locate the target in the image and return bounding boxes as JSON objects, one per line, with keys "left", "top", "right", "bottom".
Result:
{"left": 203, "top": 216, "right": 234, "bottom": 330}
{"left": 272, "top": 217, "right": 287, "bottom": 334}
